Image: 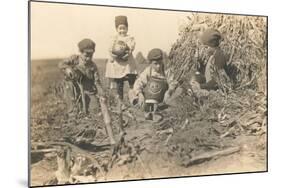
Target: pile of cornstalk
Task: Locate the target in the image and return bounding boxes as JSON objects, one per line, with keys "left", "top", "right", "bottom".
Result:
{"left": 167, "top": 13, "right": 267, "bottom": 92}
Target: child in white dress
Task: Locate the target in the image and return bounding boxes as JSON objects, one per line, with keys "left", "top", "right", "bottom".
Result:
{"left": 105, "top": 15, "right": 138, "bottom": 107}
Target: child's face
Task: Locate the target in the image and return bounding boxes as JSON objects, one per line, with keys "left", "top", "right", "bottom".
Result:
{"left": 81, "top": 50, "right": 94, "bottom": 62}
{"left": 151, "top": 59, "right": 163, "bottom": 73}
{"left": 116, "top": 24, "right": 128, "bottom": 37}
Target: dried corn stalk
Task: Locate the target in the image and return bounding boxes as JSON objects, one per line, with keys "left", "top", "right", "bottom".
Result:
{"left": 168, "top": 13, "right": 267, "bottom": 92}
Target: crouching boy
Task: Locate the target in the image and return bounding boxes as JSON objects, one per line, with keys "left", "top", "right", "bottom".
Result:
{"left": 129, "top": 48, "right": 170, "bottom": 120}
{"left": 58, "top": 38, "right": 116, "bottom": 145}
{"left": 191, "top": 28, "right": 230, "bottom": 93}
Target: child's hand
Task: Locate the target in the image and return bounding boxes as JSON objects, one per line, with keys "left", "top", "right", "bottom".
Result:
{"left": 125, "top": 49, "right": 131, "bottom": 54}
{"left": 108, "top": 57, "right": 115, "bottom": 63}
{"left": 64, "top": 67, "right": 82, "bottom": 81}
{"left": 110, "top": 53, "right": 118, "bottom": 58}
{"left": 163, "top": 91, "right": 171, "bottom": 104}
{"left": 99, "top": 95, "right": 107, "bottom": 103}
{"left": 64, "top": 67, "right": 74, "bottom": 79}
{"left": 120, "top": 53, "right": 129, "bottom": 60}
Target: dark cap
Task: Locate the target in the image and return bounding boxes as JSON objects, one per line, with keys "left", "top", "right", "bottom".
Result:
{"left": 147, "top": 48, "right": 163, "bottom": 61}
{"left": 115, "top": 15, "right": 128, "bottom": 28}
{"left": 78, "top": 38, "right": 96, "bottom": 52}
{"left": 199, "top": 29, "right": 222, "bottom": 47}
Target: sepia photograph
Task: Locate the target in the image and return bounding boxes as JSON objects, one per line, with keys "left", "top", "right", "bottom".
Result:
{"left": 29, "top": 1, "right": 267, "bottom": 187}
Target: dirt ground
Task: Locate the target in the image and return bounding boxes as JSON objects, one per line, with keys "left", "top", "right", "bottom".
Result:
{"left": 30, "top": 59, "right": 267, "bottom": 187}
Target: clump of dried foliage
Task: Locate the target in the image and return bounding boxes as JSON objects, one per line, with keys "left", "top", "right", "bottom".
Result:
{"left": 168, "top": 13, "right": 267, "bottom": 92}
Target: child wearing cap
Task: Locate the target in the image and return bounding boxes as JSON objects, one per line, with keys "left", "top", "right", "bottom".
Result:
{"left": 105, "top": 15, "right": 138, "bottom": 108}
{"left": 58, "top": 38, "right": 105, "bottom": 114}
{"left": 58, "top": 38, "right": 116, "bottom": 144}
{"left": 191, "top": 29, "right": 229, "bottom": 92}
{"left": 130, "top": 48, "right": 170, "bottom": 120}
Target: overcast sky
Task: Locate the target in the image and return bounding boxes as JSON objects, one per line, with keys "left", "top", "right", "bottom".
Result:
{"left": 30, "top": 2, "right": 190, "bottom": 59}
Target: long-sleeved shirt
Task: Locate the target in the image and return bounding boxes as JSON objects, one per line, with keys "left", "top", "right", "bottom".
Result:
{"left": 191, "top": 47, "right": 230, "bottom": 92}
{"left": 204, "top": 47, "right": 227, "bottom": 82}
{"left": 129, "top": 64, "right": 179, "bottom": 104}
{"left": 58, "top": 55, "right": 104, "bottom": 95}
{"left": 133, "top": 66, "right": 166, "bottom": 96}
